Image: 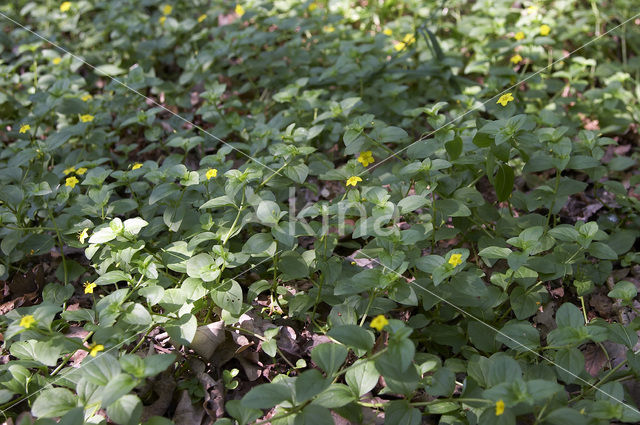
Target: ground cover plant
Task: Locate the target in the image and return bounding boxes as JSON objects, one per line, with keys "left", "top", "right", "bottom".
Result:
{"left": 2, "top": 0, "right": 640, "bottom": 424}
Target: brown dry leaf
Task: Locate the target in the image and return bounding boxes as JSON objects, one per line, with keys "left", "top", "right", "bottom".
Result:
{"left": 191, "top": 322, "right": 226, "bottom": 360}
{"left": 583, "top": 344, "right": 608, "bottom": 377}
{"left": 198, "top": 373, "right": 225, "bottom": 421}
{"left": 589, "top": 293, "right": 615, "bottom": 318}
{"left": 141, "top": 371, "right": 177, "bottom": 421}
{"left": 173, "top": 390, "right": 204, "bottom": 425}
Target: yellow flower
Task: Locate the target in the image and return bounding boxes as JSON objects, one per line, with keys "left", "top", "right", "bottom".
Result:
{"left": 514, "top": 31, "right": 525, "bottom": 41}
{"left": 346, "top": 176, "right": 362, "bottom": 187}
{"left": 19, "top": 124, "right": 31, "bottom": 134}
{"left": 78, "top": 228, "right": 89, "bottom": 244}
{"left": 89, "top": 343, "right": 104, "bottom": 357}
{"left": 526, "top": 5, "right": 538, "bottom": 14}
{"left": 76, "top": 167, "right": 88, "bottom": 175}
{"left": 206, "top": 168, "right": 218, "bottom": 180}
{"left": 496, "top": 92, "right": 514, "bottom": 106}
{"left": 80, "top": 114, "right": 94, "bottom": 123}
{"left": 60, "top": 2, "right": 72, "bottom": 13}
{"left": 63, "top": 166, "right": 76, "bottom": 175}
{"left": 357, "top": 151, "right": 375, "bottom": 167}
{"left": 19, "top": 315, "right": 36, "bottom": 329}
{"left": 394, "top": 33, "right": 415, "bottom": 51}
{"left": 235, "top": 4, "right": 245, "bottom": 17}
{"left": 52, "top": 57, "right": 62, "bottom": 65}
{"left": 308, "top": 2, "right": 318, "bottom": 11}
{"left": 324, "top": 25, "right": 335, "bottom": 33}
{"left": 448, "top": 253, "right": 463, "bottom": 267}
{"left": 383, "top": 28, "right": 393, "bottom": 36}
{"left": 84, "top": 281, "right": 97, "bottom": 294}
{"left": 495, "top": 400, "right": 505, "bottom": 416}
{"left": 132, "top": 162, "right": 143, "bottom": 170}
{"left": 510, "top": 54, "right": 523, "bottom": 64}
{"left": 539, "top": 24, "right": 551, "bottom": 36}
{"left": 198, "top": 14, "right": 207, "bottom": 23}
{"left": 159, "top": 16, "right": 166, "bottom": 24}
{"left": 162, "top": 4, "right": 172, "bottom": 15}
{"left": 81, "top": 94, "right": 92, "bottom": 101}
{"left": 65, "top": 176, "right": 79, "bottom": 188}
{"left": 370, "top": 315, "right": 389, "bottom": 332}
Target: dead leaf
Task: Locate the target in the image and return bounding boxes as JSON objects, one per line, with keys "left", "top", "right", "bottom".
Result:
{"left": 198, "top": 372, "right": 225, "bottom": 421}
{"left": 141, "top": 371, "right": 177, "bottom": 421}
{"left": 173, "top": 390, "right": 204, "bottom": 425}
{"left": 583, "top": 344, "right": 608, "bottom": 377}
{"left": 191, "top": 322, "right": 226, "bottom": 360}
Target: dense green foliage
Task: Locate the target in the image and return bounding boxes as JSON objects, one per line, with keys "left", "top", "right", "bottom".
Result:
{"left": 2, "top": 0, "right": 640, "bottom": 424}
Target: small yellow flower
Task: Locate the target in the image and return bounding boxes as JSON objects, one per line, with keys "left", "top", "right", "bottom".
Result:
{"left": 78, "top": 228, "right": 89, "bottom": 244}
{"left": 448, "top": 253, "right": 463, "bottom": 267}
{"left": 132, "top": 163, "right": 143, "bottom": 170}
{"left": 89, "top": 343, "right": 104, "bottom": 357}
{"left": 162, "top": 4, "right": 172, "bottom": 15}
{"left": 495, "top": 400, "right": 505, "bottom": 416}
{"left": 65, "top": 176, "right": 79, "bottom": 188}
{"left": 19, "top": 315, "right": 36, "bottom": 329}
{"left": 539, "top": 24, "right": 551, "bottom": 36}
{"left": 235, "top": 4, "right": 245, "bottom": 17}
{"left": 198, "top": 14, "right": 207, "bottom": 23}
{"left": 80, "top": 114, "right": 94, "bottom": 123}
{"left": 383, "top": 28, "right": 393, "bottom": 36}
{"left": 60, "top": 2, "right": 72, "bottom": 13}
{"left": 81, "top": 94, "right": 92, "bottom": 101}
{"left": 19, "top": 124, "right": 31, "bottom": 134}
{"left": 63, "top": 166, "right": 76, "bottom": 175}
{"left": 206, "top": 168, "right": 218, "bottom": 180}
{"left": 324, "top": 25, "right": 335, "bottom": 33}
{"left": 357, "top": 151, "right": 375, "bottom": 167}
{"left": 514, "top": 31, "right": 525, "bottom": 41}
{"left": 52, "top": 57, "right": 62, "bottom": 65}
{"left": 84, "top": 281, "right": 97, "bottom": 294}
{"left": 159, "top": 16, "right": 166, "bottom": 24}
{"left": 370, "top": 315, "right": 389, "bottom": 332}
{"left": 394, "top": 33, "right": 415, "bottom": 51}
{"left": 496, "top": 92, "right": 515, "bottom": 106}
{"left": 346, "top": 176, "right": 362, "bottom": 187}
{"left": 510, "top": 54, "right": 523, "bottom": 64}
{"left": 526, "top": 5, "right": 538, "bottom": 14}
{"left": 308, "top": 2, "right": 318, "bottom": 11}
{"left": 76, "top": 167, "right": 88, "bottom": 175}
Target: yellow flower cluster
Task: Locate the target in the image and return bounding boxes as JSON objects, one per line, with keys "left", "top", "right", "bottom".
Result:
{"left": 510, "top": 54, "right": 523, "bottom": 64}
{"left": 495, "top": 400, "right": 505, "bottom": 416}
{"left": 65, "top": 176, "right": 79, "bottom": 188}
{"left": 370, "top": 315, "right": 389, "bottom": 331}
{"left": 132, "top": 163, "right": 143, "bottom": 170}
{"left": 20, "top": 315, "right": 36, "bottom": 329}
{"left": 84, "top": 281, "right": 97, "bottom": 294}
{"left": 496, "top": 92, "right": 514, "bottom": 106}
{"left": 235, "top": 4, "right": 245, "bottom": 17}
{"left": 60, "top": 2, "right": 72, "bottom": 13}
{"left": 198, "top": 14, "right": 207, "bottom": 23}
{"left": 19, "top": 124, "right": 31, "bottom": 134}
{"left": 80, "top": 114, "right": 94, "bottom": 123}
{"left": 89, "top": 343, "right": 104, "bottom": 357}
{"left": 448, "top": 253, "right": 463, "bottom": 267}
{"left": 394, "top": 33, "right": 416, "bottom": 51}
{"left": 357, "top": 151, "right": 374, "bottom": 167}
{"left": 206, "top": 168, "right": 218, "bottom": 180}
{"left": 346, "top": 176, "right": 362, "bottom": 187}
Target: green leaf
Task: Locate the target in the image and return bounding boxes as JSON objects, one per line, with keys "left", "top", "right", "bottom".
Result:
{"left": 242, "top": 233, "right": 275, "bottom": 255}
{"left": 509, "top": 287, "right": 538, "bottom": 320}
{"left": 294, "top": 369, "right": 330, "bottom": 403}
{"left": 101, "top": 373, "right": 138, "bottom": 407}
{"left": 554, "top": 348, "right": 585, "bottom": 384}
{"left": 494, "top": 162, "right": 514, "bottom": 202}
{"left": 496, "top": 321, "right": 540, "bottom": 351}
{"left": 608, "top": 280, "right": 637, "bottom": 302}
{"left": 226, "top": 400, "right": 261, "bottom": 425}
{"left": 256, "top": 200, "right": 281, "bottom": 225}
{"left": 555, "top": 303, "right": 584, "bottom": 328}
{"left": 345, "top": 360, "right": 379, "bottom": 396}
{"left": 211, "top": 280, "right": 243, "bottom": 315}
{"left": 311, "top": 384, "right": 355, "bottom": 409}
{"left": 478, "top": 246, "right": 511, "bottom": 259}
{"left": 278, "top": 251, "right": 309, "bottom": 280}
{"left": 327, "top": 325, "right": 375, "bottom": 351}
{"left": 241, "top": 383, "right": 292, "bottom": 409}
{"left": 445, "top": 136, "right": 463, "bottom": 161}
{"left": 106, "top": 394, "right": 142, "bottom": 425}
{"left": 384, "top": 400, "right": 421, "bottom": 425}
{"left": 588, "top": 242, "right": 618, "bottom": 260}
{"left": 149, "top": 183, "right": 178, "bottom": 205}
{"left": 82, "top": 353, "right": 121, "bottom": 386}
{"left": 95, "top": 270, "right": 131, "bottom": 286}
{"left": 293, "top": 404, "right": 333, "bottom": 425}
{"left": 311, "top": 343, "right": 348, "bottom": 377}
{"left": 32, "top": 388, "right": 77, "bottom": 418}
{"left": 166, "top": 314, "right": 197, "bottom": 346}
